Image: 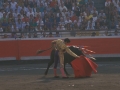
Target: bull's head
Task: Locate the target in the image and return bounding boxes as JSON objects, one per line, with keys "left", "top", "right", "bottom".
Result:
{"left": 68, "top": 45, "right": 96, "bottom": 60}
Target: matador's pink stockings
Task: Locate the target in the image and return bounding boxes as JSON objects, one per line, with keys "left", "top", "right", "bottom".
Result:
{"left": 60, "top": 68, "right": 67, "bottom": 77}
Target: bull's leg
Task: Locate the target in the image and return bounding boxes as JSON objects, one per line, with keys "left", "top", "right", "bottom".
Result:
{"left": 69, "top": 63, "right": 73, "bottom": 68}
{"left": 44, "top": 60, "right": 54, "bottom": 75}
{"left": 64, "top": 63, "right": 73, "bottom": 76}
{"left": 64, "top": 63, "right": 70, "bottom": 76}
{"left": 44, "top": 50, "right": 55, "bottom": 75}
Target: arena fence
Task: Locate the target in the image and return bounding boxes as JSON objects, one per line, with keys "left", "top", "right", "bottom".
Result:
{"left": 0, "top": 36, "right": 120, "bottom": 61}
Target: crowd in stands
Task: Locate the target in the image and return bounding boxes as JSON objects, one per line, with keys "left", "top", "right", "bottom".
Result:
{"left": 0, "top": 0, "right": 120, "bottom": 38}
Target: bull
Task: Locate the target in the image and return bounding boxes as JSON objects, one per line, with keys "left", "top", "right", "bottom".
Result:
{"left": 44, "top": 46, "right": 86, "bottom": 76}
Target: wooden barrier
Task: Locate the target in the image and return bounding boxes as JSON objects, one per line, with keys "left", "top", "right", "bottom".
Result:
{"left": 0, "top": 37, "right": 120, "bottom": 60}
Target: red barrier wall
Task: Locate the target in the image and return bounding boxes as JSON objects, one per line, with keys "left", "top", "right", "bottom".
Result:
{"left": 0, "top": 37, "right": 120, "bottom": 60}
{"left": 0, "top": 40, "right": 18, "bottom": 58}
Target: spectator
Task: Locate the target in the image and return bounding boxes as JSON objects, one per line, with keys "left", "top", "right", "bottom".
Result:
{"left": 41, "top": 32, "right": 47, "bottom": 38}
{"left": 10, "top": 0, "right": 17, "bottom": 12}
{"left": 27, "top": 33, "right": 32, "bottom": 38}
{"left": 48, "top": 32, "right": 53, "bottom": 37}
{"left": 91, "top": 31, "right": 96, "bottom": 36}
{"left": 86, "top": 0, "right": 94, "bottom": 6}
{"left": 110, "top": 19, "right": 116, "bottom": 30}
{"left": 64, "top": 0, "right": 72, "bottom": 10}
{"left": 78, "top": 12, "right": 84, "bottom": 23}
{"left": 15, "top": 4, "right": 22, "bottom": 13}
{"left": 44, "top": 18, "right": 52, "bottom": 31}
{"left": 50, "top": 0, "right": 57, "bottom": 8}
{"left": 99, "top": 10, "right": 106, "bottom": 18}
{"left": 74, "top": 5, "right": 80, "bottom": 17}
{"left": 65, "top": 17, "right": 72, "bottom": 30}
{"left": 0, "top": 9, "right": 3, "bottom": 19}
{"left": 1, "top": 19, "right": 9, "bottom": 32}
{"left": 53, "top": 19, "right": 59, "bottom": 27}
{"left": 24, "top": 0, "right": 29, "bottom": 7}
{"left": 27, "top": 9, "right": 34, "bottom": 17}
{"left": 10, "top": 32, "right": 17, "bottom": 38}
{"left": 86, "top": 21, "right": 95, "bottom": 30}
{"left": 39, "top": 3, "right": 45, "bottom": 13}
{"left": 22, "top": 14, "right": 29, "bottom": 23}
{"left": 20, "top": 33, "right": 26, "bottom": 38}
{"left": 59, "top": 3, "right": 68, "bottom": 13}
{"left": 11, "top": 24, "right": 18, "bottom": 32}
{"left": 54, "top": 31, "right": 61, "bottom": 37}
{"left": 117, "top": 2, "right": 120, "bottom": 14}
{"left": 33, "top": 33, "right": 38, "bottom": 38}
{"left": 78, "top": 0, "right": 86, "bottom": 12}
{"left": 59, "top": 17, "right": 65, "bottom": 26}
{"left": 70, "top": 13, "right": 78, "bottom": 22}
{"left": 85, "top": 12, "right": 93, "bottom": 21}
{"left": 112, "top": 0, "right": 119, "bottom": 7}
{"left": 52, "top": 4, "right": 60, "bottom": 13}
{"left": 114, "top": 29, "right": 119, "bottom": 35}
{"left": 94, "top": 15, "right": 99, "bottom": 22}
{"left": 67, "top": 9, "right": 74, "bottom": 17}
{"left": 24, "top": 25, "right": 30, "bottom": 32}
{"left": 0, "top": 0, "right": 118, "bottom": 38}
{"left": 57, "top": 24, "right": 66, "bottom": 30}
{"left": 105, "top": 0, "right": 111, "bottom": 8}
{"left": 100, "top": 23, "right": 108, "bottom": 30}
{"left": 16, "top": 19, "right": 22, "bottom": 32}
{"left": 0, "top": 24, "right": 3, "bottom": 32}
{"left": 91, "top": 7, "right": 98, "bottom": 15}
{"left": 87, "top": 3, "right": 94, "bottom": 13}
{"left": 81, "top": 17, "right": 88, "bottom": 30}
{"left": 52, "top": 24, "right": 57, "bottom": 31}
{"left": 104, "top": 29, "right": 109, "bottom": 36}
{"left": 95, "top": 19, "right": 101, "bottom": 30}
{"left": 0, "top": 0, "right": 3, "bottom": 9}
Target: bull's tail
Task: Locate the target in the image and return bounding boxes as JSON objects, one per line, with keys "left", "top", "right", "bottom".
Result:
{"left": 36, "top": 47, "right": 52, "bottom": 54}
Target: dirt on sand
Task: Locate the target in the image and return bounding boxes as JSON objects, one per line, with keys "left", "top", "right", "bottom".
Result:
{"left": 0, "top": 61, "right": 120, "bottom": 90}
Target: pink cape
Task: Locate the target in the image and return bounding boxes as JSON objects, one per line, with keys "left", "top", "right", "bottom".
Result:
{"left": 71, "top": 55, "right": 98, "bottom": 78}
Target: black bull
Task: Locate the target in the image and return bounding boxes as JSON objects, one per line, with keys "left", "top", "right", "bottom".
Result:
{"left": 44, "top": 46, "right": 85, "bottom": 76}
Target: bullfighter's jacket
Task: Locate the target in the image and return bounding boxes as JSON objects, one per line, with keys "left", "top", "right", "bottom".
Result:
{"left": 52, "top": 39, "right": 79, "bottom": 58}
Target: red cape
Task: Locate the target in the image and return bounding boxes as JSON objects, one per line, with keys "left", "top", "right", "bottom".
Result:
{"left": 71, "top": 55, "right": 98, "bottom": 78}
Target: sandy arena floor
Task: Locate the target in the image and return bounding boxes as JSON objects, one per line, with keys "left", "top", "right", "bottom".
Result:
{"left": 0, "top": 61, "right": 120, "bottom": 90}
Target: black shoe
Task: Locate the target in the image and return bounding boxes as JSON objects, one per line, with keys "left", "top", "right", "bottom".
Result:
{"left": 62, "top": 77, "right": 69, "bottom": 79}
{"left": 54, "top": 76, "right": 60, "bottom": 78}
{"left": 66, "top": 74, "right": 70, "bottom": 76}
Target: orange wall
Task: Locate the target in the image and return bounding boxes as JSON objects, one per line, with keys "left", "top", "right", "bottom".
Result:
{"left": 0, "top": 38, "right": 120, "bottom": 60}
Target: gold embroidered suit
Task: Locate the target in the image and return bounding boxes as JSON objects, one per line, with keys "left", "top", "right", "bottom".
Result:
{"left": 52, "top": 39, "right": 79, "bottom": 68}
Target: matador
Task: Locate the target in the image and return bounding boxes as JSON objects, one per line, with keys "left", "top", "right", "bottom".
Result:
{"left": 52, "top": 38, "right": 79, "bottom": 78}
